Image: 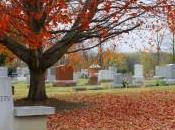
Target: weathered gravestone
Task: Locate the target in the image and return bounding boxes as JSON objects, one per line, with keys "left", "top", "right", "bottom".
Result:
{"left": 53, "top": 65, "right": 76, "bottom": 86}
{"left": 0, "top": 67, "right": 14, "bottom": 130}
{"left": 16, "top": 67, "right": 29, "bottom": 82}
{"left": 132, "top": 64, "right": 144, "bottom": 86}
{"left": 49, "top": 67, "right": 57, "bottom": 81}
{"left": 112, "top": 73, "right": 124, "bottom": 87}
{"left": 164, "top": 64, "right": 175, "bottom": 84}
{"left": 88, "top": 64, "right": 101, "bottom": 85}
{"left": 73, "top": 72, "right": 81, "bottom": 82}
{"left": 46, "top": 68, "right": 52, "bottom": 82}
{"left": 154, "top": 66, "right": 167, "bottom": 79}
{"left": 98, "top": 70, "right": 115, "bottom": 82}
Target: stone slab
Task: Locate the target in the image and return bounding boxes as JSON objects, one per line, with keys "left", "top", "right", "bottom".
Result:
{"left": 14, "top": 116, "right": 47, "bottom": 130}
{"left": 53, "top": 80, "right": 76, "bottom": 87}
{"left": 14, "top": 106, "right": 55, "bottom": 117}
{"left": 0, "top": 76, "right": 14, "bottom": 130}
{"left": 98, "top": 70, "right": 115, "bottom": 82}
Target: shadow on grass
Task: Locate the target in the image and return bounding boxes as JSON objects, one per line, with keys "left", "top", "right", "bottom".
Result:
{"left": 15, "top": 98, "right": 88, "bottom": 113}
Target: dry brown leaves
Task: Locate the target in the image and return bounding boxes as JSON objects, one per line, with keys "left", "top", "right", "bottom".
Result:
{"left": 48, "top": 91, "right": 175, "bottom": 130}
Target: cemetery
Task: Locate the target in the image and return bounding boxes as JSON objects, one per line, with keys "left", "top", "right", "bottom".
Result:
{"left": 1, "top": 0, "right": 175, "bottom": 130}
{"left": 1, "top": 61, "right": 175, "bottom": 130}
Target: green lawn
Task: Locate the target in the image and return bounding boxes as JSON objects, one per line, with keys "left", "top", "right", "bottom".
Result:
{"left": 13, "top": 79, "right": 175, "bottom": 99}
{"left": 14, "top": 79, "right": 175, "bottom": 113}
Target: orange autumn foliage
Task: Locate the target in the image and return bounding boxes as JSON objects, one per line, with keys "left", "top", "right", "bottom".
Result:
{"left": 102, "top": 49, "right": 126, "bottom": 67}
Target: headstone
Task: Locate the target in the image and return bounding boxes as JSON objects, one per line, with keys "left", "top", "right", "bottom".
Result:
{"left": 73, "top": 72, "right": 81, "bottom": 82}
{"left": 0, "top": 67, "right": 14, "bottom": 130}
{"left": 154, "top": 66, "right": 167, "bottom": 79}
{"left": 108, "top": 66, "right": 117, "bottom": 73}
{"left": 112, "top": 73, "right": 124, "bottom": 87}
{"left": 98, "top": 70, "right": 115, "bottom": 82}
{"left": 50, "top": 67, "right": 56, "bottom": 81}
{"left": 164, "top": 64, "right": 175, "bottom": 84}
{"left": 16, "top": 67, "right": 23, "bottom": 76}
{"left": 56, "top": 65, "right": 74, "bottom": 80}
{"left": 0, "top": 67, "right": 8, "bottom": 76}
{"left": 81, "top": 69, "right": 88, "bottom": 78}
{"left": 133, "top": 64, "right": 144, "bottom": 86}
{"left": 46, "top": 68, "right": 54, "bottom": 82}
{"left": 88, "top": 64, "right": 101, "bottom": 85}
{"left": 16, "top": 67, "right": 29, "bottom": 82}
{"left": 134, "top": 64, "right": 143, "bottom": 77}
{"left": 165, "top": 64, "right": 175, "bottom": 78}
{"left": 53, "top": 65, "right": 76, "bottom": 87}
{"left": 88, "top": 64, "right": 101, "bottom": 77}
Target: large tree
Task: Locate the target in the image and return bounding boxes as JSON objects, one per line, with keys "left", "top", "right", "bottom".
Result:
{"left": 0, "top": 0, "right": 163, "bottom": 101}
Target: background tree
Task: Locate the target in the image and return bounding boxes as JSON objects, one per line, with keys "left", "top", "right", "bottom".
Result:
{"left": 154, "top": 30, "right": 166, "bottom": 65}
{"left": 158, "top": 0, "right": 175, "bottom": 62}
{"left": 140, "top": 52, "right": 157, "bottom": 78}
{"left": 102, "top": 47, "right": 127, "bottom": 72}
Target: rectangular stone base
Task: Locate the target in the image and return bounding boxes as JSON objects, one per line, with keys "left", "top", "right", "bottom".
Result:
{"left": 53, "top": 80, "right": 76, "bottom": 87}
{"left": 14, "top": 106, "right": 55, "bottom": 130}
{"left": 164, "top": 79, "right": 175, "bottom": 85}
{"left": 14, "top": 116, "right": 47, "bottom": 130}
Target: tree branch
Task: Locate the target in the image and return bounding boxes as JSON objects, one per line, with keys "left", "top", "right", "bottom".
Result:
{"left": 0, "top": 35, "right": 30, "bottom": 64}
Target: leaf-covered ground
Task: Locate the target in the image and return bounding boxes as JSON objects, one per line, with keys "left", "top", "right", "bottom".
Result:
{"left": 47, "top": 91, "right": 175, "bottom": 130}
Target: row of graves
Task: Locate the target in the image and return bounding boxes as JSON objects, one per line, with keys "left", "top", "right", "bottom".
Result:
{"left": 48, "top": 64, "right": 143, "bottom": 88}
{"left": 88, "top": 64, "right": 144, "bottom": 87}
{"left": 11, "top": 65, "right": 84, "bottom": 86}
{"left": 12, "top": 64, "right": 145, "bottom": 87}
{"left": 154, "top": 64, "right": 175, "bottom": 85}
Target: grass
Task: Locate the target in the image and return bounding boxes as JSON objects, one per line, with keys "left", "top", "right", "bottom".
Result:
{"left": 13, "top": 78, "right": 175, "bottom": 111}
{"left": 13, "top": 79, "right": 175, "bottom": 100}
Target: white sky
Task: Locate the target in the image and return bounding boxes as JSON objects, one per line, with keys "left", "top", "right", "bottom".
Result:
{"left": 116, "top": 28, "right": 173, "bottom": 53}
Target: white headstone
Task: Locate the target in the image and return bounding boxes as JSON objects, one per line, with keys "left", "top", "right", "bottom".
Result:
{"left": 133, "top": 64, "right": 144, "bottom": 86}
{"left": 49, "top": 67, "right": 56, "bottom": 81}
{"left": 155, "top": 66, "right": 168, "bottom": 79}
{"left": 0, "top": 67, "right": 8, "bottom": 77}
{"left": 166, "top": 64, "right": 175, "bottom": 79}
{"left": 163, "top": 64, "right": 175, "bottom": 84}
{"left": 0, "top": 67, "right": 14, "bottom": 130}
{"left": 134, "top": 64, "right": 143, "bottom": 77}
{"left": 23, "top": 67, "right": 30, "bottom": 77}
{"left": 16, "top": 67, "right": 22, "bottom": 76}
{"left": 98, "top": 70, "right": 115, "bottom": 82}
{"left": 16, "top": 67, "right": 30, "bottom": 82}
{"left": 73, "top": 72, "right": 81, "bottom": 82}
{"left": 108, "top": 66, "right": 117, "bottom": 73}
{"left": 112, "top": 73, "right": 124, "bottom": 87}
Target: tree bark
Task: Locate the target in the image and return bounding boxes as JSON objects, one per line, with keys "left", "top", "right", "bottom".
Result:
{"left": 27, "top": 69, "right": 47, "bottom": 101}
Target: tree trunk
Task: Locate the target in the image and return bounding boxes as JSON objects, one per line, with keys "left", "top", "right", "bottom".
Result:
{"left": 157, "top": 49, "right": 160, "bottom": 65}
{"left": 27, "top": 69, "right": 47, "bottom": 101}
